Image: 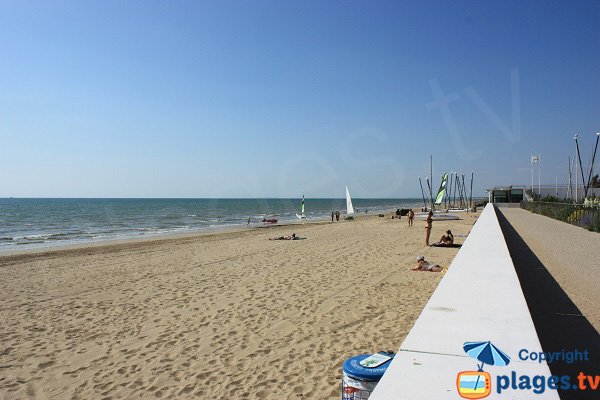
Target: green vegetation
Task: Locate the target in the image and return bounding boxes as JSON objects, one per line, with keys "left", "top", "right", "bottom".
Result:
{"left": 522, "top": 201, "right": 600, "bottom": 233}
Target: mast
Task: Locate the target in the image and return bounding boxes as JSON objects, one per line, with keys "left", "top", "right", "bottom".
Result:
{"left": 584, "top": 132, "right": 600, "bottom": 198}
{"left": 469, "top": 171, "right": 474, "bottom": 210}
{"left": 453, "top": 173, "right": 458, "bottom": 208}
{"left": 574, "top": 135, "right": 579, "bottom": 202}
{"left": 461, "top": 174, "right": 467, "bottom": 209}
{"left": 538, "top": 155, "right": 541, "bottom": 197}
{"left": 425, "top": 178, "right": 432, "bottom": 211}
{"left": 418, "top": 177, "right": 427, "bottom": 210}
{"left": 429, "top": 155, "right": 434, "bottom": 211}
{"left": 448, "top": 172, "right": 453, "bottom": 208}
{"left": 567, "top": 156, "right": 572, "bottom": 200}
{"left": 575, "top": 134, "right": 586, "bottom": 198}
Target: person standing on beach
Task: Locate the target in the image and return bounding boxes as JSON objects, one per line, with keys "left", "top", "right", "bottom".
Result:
{"left": 425, "top": 210, "right": 433, "bottom": 245}
{"left": 408, "top": 209, "right": 414, "bottom": 227}
{"left": 331, "top": 211, "right": 334, "bottom": 222}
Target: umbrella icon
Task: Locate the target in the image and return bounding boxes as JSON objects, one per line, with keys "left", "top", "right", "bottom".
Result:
{"left": 463, "top": 341, "right": 511, "bottom": 371}
{"left": 462, "top": 341, "right": 510, "bottom": 396}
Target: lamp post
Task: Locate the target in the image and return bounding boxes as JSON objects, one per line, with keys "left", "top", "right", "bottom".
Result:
{"left": 531, "top": 157, "right": 534, "bottom": 195}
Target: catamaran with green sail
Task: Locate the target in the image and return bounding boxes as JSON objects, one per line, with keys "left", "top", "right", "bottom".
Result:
{"left": 296, "top": 195, "right": 307, "bottom": 219}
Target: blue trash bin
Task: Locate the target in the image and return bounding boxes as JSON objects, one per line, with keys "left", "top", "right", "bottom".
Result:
{"left": 341, "top": 352, "right": 394, "bottom": 399}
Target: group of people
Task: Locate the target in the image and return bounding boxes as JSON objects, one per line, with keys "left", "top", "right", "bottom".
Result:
{"left": 331, "top": 211, "right": 341, "bottom": 221}
{"left": 413, "top": 210, "right": 457, "bottom": 272}
{"left": 267, "top": 208, "right": 455, "bottom": 272}
{"left": 424, "top": 211, "right": 454, "bottom": 246}
{"left": 390, "top": 209, "right": 415, "bottom": 227}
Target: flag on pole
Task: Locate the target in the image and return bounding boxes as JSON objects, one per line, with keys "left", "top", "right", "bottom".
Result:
{"left": 531, "top": 155, "right": 539, "bottom": 164}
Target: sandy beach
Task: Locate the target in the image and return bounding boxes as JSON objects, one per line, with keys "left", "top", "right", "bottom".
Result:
{"left": 0, "top": 212, "right": 479, "bottom": 399}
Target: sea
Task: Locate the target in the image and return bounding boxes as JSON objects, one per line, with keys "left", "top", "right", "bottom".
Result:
{"left": 0, "top": 198, "right": 423, "bottom": 252}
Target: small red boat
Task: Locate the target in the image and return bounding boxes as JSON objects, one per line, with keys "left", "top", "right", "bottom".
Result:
{"left": 262, "top": 218, "right": 278, "bottom": 224}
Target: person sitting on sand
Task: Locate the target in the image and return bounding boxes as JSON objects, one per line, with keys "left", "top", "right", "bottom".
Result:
{"left": 434, "top": 230, "right": 454, "bottom": 246}
{"left": 412, "top": 255, "right": 443, "bottom": 272}
{"left": 270, "top": 233, "right": 297, "bottom": 240}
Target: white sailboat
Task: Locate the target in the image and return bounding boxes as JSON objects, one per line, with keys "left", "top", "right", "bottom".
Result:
{"left": 345, "top": 186, "right": 355, "bottom": 220}
{"left": 296, "top": 195, "right": 307, "bottom": 219}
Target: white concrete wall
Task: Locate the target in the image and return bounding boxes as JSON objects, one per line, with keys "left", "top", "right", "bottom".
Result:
{"left": 369, "top": 204, "right": 560, "bottom": 399}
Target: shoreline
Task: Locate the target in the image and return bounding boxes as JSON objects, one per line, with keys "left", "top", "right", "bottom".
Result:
{"left": 0, "top": 204, "right": 475, "bottom": 257}
{"left": 0, "top": 211, "right": 480, "bottom": 399}
{"left": 0, "top": 198, "right": 429, "bottom": 254}
{"left": 0, "top": 215, "right": 336, "bottom": 258}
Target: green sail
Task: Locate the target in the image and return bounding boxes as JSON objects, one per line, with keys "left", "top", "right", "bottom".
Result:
{"left": 435, "top": 173, "right": 448, "bottom": 205}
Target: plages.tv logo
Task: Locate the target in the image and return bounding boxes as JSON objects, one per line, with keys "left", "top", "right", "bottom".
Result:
{"left": 457, "top": 341, "right": 511, "bottom": 399}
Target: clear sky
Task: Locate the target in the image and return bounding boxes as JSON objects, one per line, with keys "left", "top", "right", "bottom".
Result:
{"left": 1, "top": 0, "right": 599, "bottom": 198}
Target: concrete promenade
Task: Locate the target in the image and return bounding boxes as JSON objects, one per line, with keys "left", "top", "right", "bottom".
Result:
{"left": 496, "top": 207, "right": 600, "bottom": 399}
{"left": 370, "top": 204, "right": 560, "bottom": 399}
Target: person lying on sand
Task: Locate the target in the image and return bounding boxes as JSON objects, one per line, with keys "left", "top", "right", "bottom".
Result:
{"left": 433, "top": 230, "right": 454, "bottom": 246}
{"left": 412, "top": 255, "right": 443, "bottom": 272}
{"left": 269, "top": 233, "right": 298, "bottom": 240}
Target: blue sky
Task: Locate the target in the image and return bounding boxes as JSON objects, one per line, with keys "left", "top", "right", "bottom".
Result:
{"left": 1, "top": 0, "right": 599, "bottom": 198}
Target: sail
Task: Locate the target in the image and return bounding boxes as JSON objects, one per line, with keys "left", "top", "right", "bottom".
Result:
{"left": 435, "top": 173, "right": 448, "bottom": 205}
{"left": 296, "top": 195, "right": 307, "bottom": 219}
{"left": 346, "top": 186, "right": 355, "bottom": 215}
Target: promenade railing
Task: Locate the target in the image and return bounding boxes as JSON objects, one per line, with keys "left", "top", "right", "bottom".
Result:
{"left": 521, "top": 201, "right": 600, "bottom": 232}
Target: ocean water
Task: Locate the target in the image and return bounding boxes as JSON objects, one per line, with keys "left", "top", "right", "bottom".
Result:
{"left": 0, "top": 198, "right": 422, "bottom": 251}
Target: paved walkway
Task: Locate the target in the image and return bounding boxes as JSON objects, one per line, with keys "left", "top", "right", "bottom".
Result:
{"left": 497, "top": 207, "right": 599, "bottom": 330}
{"left": 497, "top": 207, "right": 599, "bottom": 399}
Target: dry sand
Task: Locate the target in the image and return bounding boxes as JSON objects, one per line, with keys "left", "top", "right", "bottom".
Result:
{"left": 0, "top": 212, "right": 480, "bottom": 399}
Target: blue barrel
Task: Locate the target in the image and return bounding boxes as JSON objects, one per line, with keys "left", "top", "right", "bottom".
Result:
{"left": 342, "top": 353, "right": 394, "bottom": 399}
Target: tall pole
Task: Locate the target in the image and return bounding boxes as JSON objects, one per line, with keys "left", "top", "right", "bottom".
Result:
{"left": 469, "top": 171, "right": 474, "bottom": 210}
{"left": 425, "top": 177, "right": 432, "bottom": 211}
{"left": 429, "top": 155, "right": 433, "bottom": 211}
{"left": 585, "top": 132, "right": 600, "bottom": 198}
{"left": 454, "top": 172, "right": 460, "bottom": 207}
{"left": 568, "top": 156, "right": 572, "bottom": 200}
{"left": 531, "top": 156, "right": 534, "bottom": 194}
{"left": 538, "top": 154, "right": 541, "bottom": 196}
{"left": 575, "top": 134, "right": 586, "bottom": 196}
{"left": 574, "top": 135, "right": 579, "bottom": 203}
{"left": 442, "top": 174, "right": 446, "bottom": 209}
{"left": 575, "top": 155, "right": 578, "bottom": 203}
{"left": 455, "top": 174, "right": 460, "bottom": 208}
{"left": 418, "top": 177, "right": 427, "bottom": 210}
{"left": 448, "top": 172, "right": 453, "bottom": 209}
{"left": 463, "top": 174, "right": 467, "bottom": 208}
